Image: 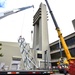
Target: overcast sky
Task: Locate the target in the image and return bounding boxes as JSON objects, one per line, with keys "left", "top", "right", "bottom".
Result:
{"left": 0, "top": 0, "right": 75, "bottom": 45}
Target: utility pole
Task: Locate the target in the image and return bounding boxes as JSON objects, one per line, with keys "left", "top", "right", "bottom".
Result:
{"left": 44, "top": 50, "right": 47, "bottom": 69}
{"left": 59, "top": 39, "right": 62, "bottom": 58}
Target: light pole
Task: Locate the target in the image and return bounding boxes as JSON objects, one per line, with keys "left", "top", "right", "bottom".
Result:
{"left": 44, "top": 50, "right": 47, "bottom": 70}
{"left": 59, "top": 39, "right": 62, "bottom": 58}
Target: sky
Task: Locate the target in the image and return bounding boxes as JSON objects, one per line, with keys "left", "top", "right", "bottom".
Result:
{"left": 0, "top": 0, "right": 75, "bottom": 45}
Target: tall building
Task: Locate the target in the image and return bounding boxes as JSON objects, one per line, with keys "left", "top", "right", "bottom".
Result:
{"left": 72, "top": 19, "right": 75, "bottom": 30}
{"left": 33, "top": 3, "right": 51, "bottom": 69}
{"left": 49, "top": 32, "right": 75, "bottom": 66}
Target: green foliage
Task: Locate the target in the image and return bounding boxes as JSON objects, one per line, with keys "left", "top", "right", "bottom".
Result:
{"left": 0, "top": 43, "right": 3, "bottom": 57}
{"left": 0, "top": 48, "right": 2, "bottom": 50}
{"left": 0, "top": 53, "right": 3, "bottom": 57}
{"left": 0, "top": 43, "right": 2, "bottom": 46}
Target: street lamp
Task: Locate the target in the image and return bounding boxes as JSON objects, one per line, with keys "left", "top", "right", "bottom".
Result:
{"left": 44, "top": 50, "right": 47, "bottom": 69}
{"left": 59, "top": 39, "right": 62, "bottom": 58}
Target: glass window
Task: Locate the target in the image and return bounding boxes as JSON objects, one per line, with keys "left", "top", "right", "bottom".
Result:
{"left": 69, "top": 48, "right": 75, "bottom": 57}
{"left": 50, "top": 43, "right": 59, "bottom": 51}
{"left": 66, "top": 36, "right": 75, "bottom": 46}
{"left": 51, "top": 51, "right": 66, "bottom": 59}
{"left": 37, "top": 54, "right": 42, "bottom": 58}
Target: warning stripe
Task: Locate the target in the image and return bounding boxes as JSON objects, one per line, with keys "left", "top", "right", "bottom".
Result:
{"left": 0, "top": 71, "right": 49, "bottom": 74}
{"left": 7, "top": 72, "right": 19, "bottom": 74}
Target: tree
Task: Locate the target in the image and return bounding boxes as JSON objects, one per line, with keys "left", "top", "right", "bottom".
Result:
{"left": 0, "top": 43, "right": 3, "bottom": 57}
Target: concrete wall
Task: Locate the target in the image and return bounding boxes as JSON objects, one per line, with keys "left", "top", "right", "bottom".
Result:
{"left": 0, "top": 41, "right": 24, "bottom": 70}
{"left": 33, "top": 3, "right": 51, "bottom": 69}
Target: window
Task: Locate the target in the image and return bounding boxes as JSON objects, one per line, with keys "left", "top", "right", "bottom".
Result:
{"left": 37, "top": 54, "right": 42, "bottom": 58}
{"left": 66, "top": 36, "right": 75, "bottom": 46}
{"left": 69, "top": 48, "right": 75, "bottom": 57}
{"left": 11, "top": 64, "right": 18, "bottom": 70}
{"left": 36, "top": 48, "right": 39, "bottom": 50}
{"left": 50, "top": 43, "right": 59, "bottom": 51}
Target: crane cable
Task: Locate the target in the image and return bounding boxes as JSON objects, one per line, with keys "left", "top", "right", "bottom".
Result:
{"left": 20, "top": 11, "right": 26, "bottom": 36}
{"left": 20, "top": 6, "right": 34, "bottom": 37}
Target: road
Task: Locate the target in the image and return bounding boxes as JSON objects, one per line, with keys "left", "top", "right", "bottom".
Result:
{"left": 51, "top": 73, "right": 70, "bottom": 75}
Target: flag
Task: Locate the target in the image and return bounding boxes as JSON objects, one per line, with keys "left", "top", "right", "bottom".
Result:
{"left": 0, "top": 0, "right": 6, "bottom": 8}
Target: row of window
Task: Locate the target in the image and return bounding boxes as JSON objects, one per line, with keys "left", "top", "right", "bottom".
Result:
{"left": 50, "top": 36, "right": 75, "bottom": 51}
{"left": 51, "top": 47, "right": 75, "bottom": 66}
{"left": 51, "top": 51, "right": 66, "bottom": 59}
{"left": 51, "top": 48, "right": 75, "bottom": 59}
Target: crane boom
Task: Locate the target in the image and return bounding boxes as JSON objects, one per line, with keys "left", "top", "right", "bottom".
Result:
{"left": 45, "top": 0, "right": 72, "bottom": 60}
{"left": 0, "top": 5, "right": 34, "bottom": 19}
{"left": 45, "top": 0, "right": 59, "bottom": 29}
{"left": 45, "top": 0, "right": 75, "bottom": 74}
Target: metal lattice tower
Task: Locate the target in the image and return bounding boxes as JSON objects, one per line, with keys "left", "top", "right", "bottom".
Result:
{"left": 18, "top": 36, "right": 38, "bottom": 70}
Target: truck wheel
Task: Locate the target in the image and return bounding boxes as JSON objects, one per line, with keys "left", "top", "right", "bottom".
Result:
{"left": 64, "top": 70, "right": 67, "bottom": 75}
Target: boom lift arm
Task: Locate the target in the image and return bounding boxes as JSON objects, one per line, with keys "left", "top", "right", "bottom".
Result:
{"left": 45, "top": 0, "right": 75, "bottom": 74}
{"left": 0, "top": 5, "right": 34, "bottom": 19}
{"left": 45, "top": 0, "right": 71, "bottom": 60}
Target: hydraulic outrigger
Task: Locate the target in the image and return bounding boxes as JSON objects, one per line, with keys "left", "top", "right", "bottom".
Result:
{"left": 45, "top": 0, "right": 75, "bottom": 75}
